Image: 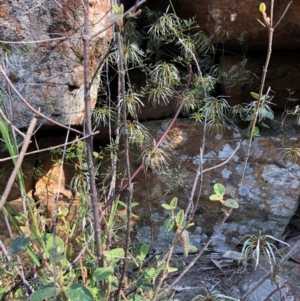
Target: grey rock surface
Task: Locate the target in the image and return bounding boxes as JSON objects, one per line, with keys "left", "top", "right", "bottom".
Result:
{"left": 129, "top": 119, "right": 300, "bottom": 252}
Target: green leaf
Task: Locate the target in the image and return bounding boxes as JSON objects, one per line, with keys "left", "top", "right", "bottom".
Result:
{"left": 65, "top": 283, "right": 94, "bottom": 301}
{"left": 107, "top": 13, "right": 123, "bottom": 24}
{"left": 163, "top": 218, "right": 175, "bottom": 232}
{"left": 137, "top": 244, "right": 149, "bottom": 264}
{"left": 213, "top": 183, "right": 225, "bottom": 196}
{"left": 26, "top": 246, "right": 41, "bottom": 267}
{"left": 56, "top": 207, "right": 68, "bottom": 218}
{"left": 259, "top": 107, "right": 274, "bottom": 120}
{"left": 93, "top": 288, "right": 105, "bottom": 300}
{"left": 224, "top": 198, "right": 239, "bottom": 208}
{"left": 140, "top": 244, "right": 149, "bottom": 257}
{"left": 66, "top": 244, "right": 73, "bottom": 261}
{"left": 259, "top": 121, "right": 269, "bottom": 128}
{"left": 170, "top": 197, "right": 178, "bottom": 209}
{"left": 209, "top": 194, "right": 221, "bottom": 201}
{"left": 144, "top": 267, "right": 158, "bottom": 281}
{"left": 112, "top": 3, "right": 124, "bottom": 15}
{"left": 185, "top": 223, "right": 195, "bottom": 230}
{"left": 44, "top": 234, "right": 64, "bottom": 258}
{"left": 30, "top": 283, "right": 55, "bottom": 301}
{"left": 118, "top": 200, "right": 126, "bottom": 207}
{"left": 175, "top": 209, "right": 185, "bottom": 227}
{"left": 107, "top": 275, "right": 119, "bottom": 292}
{"left": 156, "top": 260, "right": 166, "bottom": 270}
{"left": 250, "top": 92, "right": 260, "bottom": 100}
{"left": 104, "top": 248, "right": 125, "bottom": 262}
{"left": 92, "top": 268, "right": 114, "bottom": 281}
{"left": 8, "top": 236, "right": 30, "bottom": 255}
{"left": 81, "top": 162, "right": 88, "bottom": 171}
{"left": 131, "top": 202, "right": 139, "bottom": 208}
{"left": 188, "top": 244, "right": 198, "bottom": 253}
{"left": 253, "top": 126, "right": 260, "bottom": 136}
{"left": 167, "top": 266, "right": 178, "bottom": 273}
{"left": 161, "top": 204, "right": 172, "bottom": 210}
{"left": 259, "top": 3, "right": 266, "bottom": 12}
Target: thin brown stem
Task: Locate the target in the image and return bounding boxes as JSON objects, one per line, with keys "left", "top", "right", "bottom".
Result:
{"left": 237, "top": 1, "right": 276, "bottom": 194}
{"left": 83, "top": 0, "right": 102, "bottom": 266}
{"left": 274, "top": 1, "right": 293, "bottom": 28}
{"left": 116, "top": 24, "right": 133, "bottom": 298}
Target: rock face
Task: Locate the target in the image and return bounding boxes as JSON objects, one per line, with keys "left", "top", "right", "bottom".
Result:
{"left": 127, "top": 119, "right": 300, "bottom": 252}
{"left": 0, "top": 0, "right": 111, "bottom": 128}
{"left": 167, "top": 0, "right": 300, "bottom": 112}
{"left": 1, "top": 121, "right": 300, "bottom": 252}
{"left": 175, "top": 0, "right": 300, "bottom": 49}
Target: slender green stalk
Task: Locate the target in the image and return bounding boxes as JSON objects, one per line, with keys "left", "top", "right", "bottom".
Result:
{"left": 0, "top": 116, "right": 37, "bottom": 211}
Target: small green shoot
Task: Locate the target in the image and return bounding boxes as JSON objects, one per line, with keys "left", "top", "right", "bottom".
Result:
{"left": 209, "top": 183, "right": 239, "bottom": 209}
{"left": 161, "top": 197, "right": 195, "bottom": 256}
{"left": 259, "top": 3, "right": 266, "bottom": 13}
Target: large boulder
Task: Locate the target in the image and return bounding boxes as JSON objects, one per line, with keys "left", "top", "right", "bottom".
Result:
{"left": 0, "top": 0, "right": 111, "bottom": 128}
